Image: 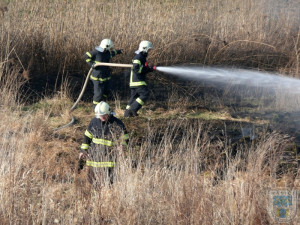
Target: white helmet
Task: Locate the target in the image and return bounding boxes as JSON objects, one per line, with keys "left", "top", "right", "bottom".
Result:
{"left": 96, "top": 39, "right": 114, "bottom": 52}
{"left": 95, "top": 101, "right": 111, "bottom": 118}
{"left": 136, "top": 40, "right": 153, "bottom": 53}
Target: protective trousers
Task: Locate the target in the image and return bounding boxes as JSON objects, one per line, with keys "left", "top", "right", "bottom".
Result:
{"left": 124, "top": 86, "right": 149, "bottom": 117}
{"left": 86, "top": 148, "right": 117, "bottom": 188}
{"left": 88, "top": 167, "right": 114, "bottom": 189}
{"left": 92, "top": 80, "right": 111, "bottom": 107}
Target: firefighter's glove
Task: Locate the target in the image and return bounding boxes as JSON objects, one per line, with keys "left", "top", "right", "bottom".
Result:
{"left": 117, "top": 49, "right": 123, "bottom": 54}
{"left": 79, "top": 152, "right": 86, "bottom": 160}
{"left": 149, "top": 65, "right": 157, "bottom": 71}
{"left": 78, "top": 159, "right": 85, "bottom": 173}
{"left": 91, "top": 63, "right": 96, "bottom": 69}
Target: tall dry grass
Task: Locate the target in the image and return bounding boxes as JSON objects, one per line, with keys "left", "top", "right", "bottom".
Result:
{"left": 0, "top": 0, "right": 300, "bottom": 224}
{"left": 0, "top": 69, "right": 297, "bottom": 224}
{"left": 0, "top": 96, "right": 294, "bottom": 224}
{"left": 0, "top": 0, "right": 299, "bottom": 80}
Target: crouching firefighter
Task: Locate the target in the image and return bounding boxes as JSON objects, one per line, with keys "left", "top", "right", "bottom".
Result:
{"left": 84, "top": 39, "right": 123, "bottom": 108}
{"left": 78, "top": 101, "right": 129, "bottom": 187}
{"left": 124, "top": 40, "right": 157, "bottom": 117}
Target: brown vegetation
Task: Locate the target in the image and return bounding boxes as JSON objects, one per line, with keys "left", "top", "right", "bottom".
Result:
{"left": 1, "top": 0, "right": 299, "bottom": 78}
{"left": 1, "top": 0, "right": 300, "bottom": 224}
{"left": 0, "top": 79, "right": 296, "bottom": 224}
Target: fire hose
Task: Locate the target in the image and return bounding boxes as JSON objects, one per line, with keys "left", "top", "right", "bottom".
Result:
{"left": 54, "top": 62, "right": 133, "bottom": 131}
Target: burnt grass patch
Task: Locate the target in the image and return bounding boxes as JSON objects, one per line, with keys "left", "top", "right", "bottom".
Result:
{"left": 122, "top": 111, "right": 299, "bottom": 179}
{"left": 17, "top": 67, "right": 300, "bottom": 178}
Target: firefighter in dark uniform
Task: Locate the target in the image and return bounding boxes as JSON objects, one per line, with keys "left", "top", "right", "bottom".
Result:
{"left": 124, "top": 41, "right": 156, "bottom": 117}
{"left": 84, "top": 39, "right": 122, "bottom": 108}
{"left": 79, "top": 101, "right": 129, "bottom": 187}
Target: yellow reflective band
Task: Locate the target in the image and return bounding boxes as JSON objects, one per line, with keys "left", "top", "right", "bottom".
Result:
{"left": 86, "top": 52, "right": 92, "bottom": 57}
{"left": 133, "top": 59, "right": 142, "bottom": 73}
{"left": 93, "top": 100, "right": 100, "bottom": 104}
{"left": 110, "top": 50, "right": 117, "bottom": 58}
{"left": 129, "top": 71, "right": 147, "bottom": 87}
{"left": 80, "top": 143, "right": 89, "bottom": 150}
{"left": 136, "top": 98, "right": 144, "bottom": 105}
{"left": 90, "top": 76, "right": 98, "bottom": 81}
{"left": 123, "top": 133, "right": 129, "bottom": 140}
{"left": 86, "top": 161, "right": 115, "bottom": 168}
{"left": 130, "top": 81, "right": 147, "bottom": 87}
{"left": 92, "top": 138, "right": 114, "bottom": 146}
{"left": 90, "top": 75, "right": 111, "bottom": 82}
{"left": 133, "top": 59, "right": 141, "bottom": 65}
{"left": 126, "top": 105, "right": 131, "bottom": 109}
{"left": 100, "top": 77, "right": 111, "bottom": 82}
{"left": 86, "top": 59, "right": 91, "bottom": 62}
{"left": 84, "top": 130, "right": 93, "bottom": 139}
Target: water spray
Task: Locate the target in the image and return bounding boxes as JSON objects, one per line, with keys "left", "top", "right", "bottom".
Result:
{"left": 54, "top": 63, "right": 300, "bottom": 131}
{"left": 156, "top": 66, "right": 300, "bottom": 94}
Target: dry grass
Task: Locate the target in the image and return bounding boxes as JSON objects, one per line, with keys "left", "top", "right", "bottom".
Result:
{"left": 2, "top": 65, "right": 294, "bottom": 224}
{"left": 0, "top": 93, "right": 295, "bottom": 224}
{"left": 0, "top": 0, "right": 300, "bottom": 224}
{"left": 0, "top": 65, "right": 296, "bottom": 224}
{"left": 0, "top": 0, "right": 299, "bottom": 79}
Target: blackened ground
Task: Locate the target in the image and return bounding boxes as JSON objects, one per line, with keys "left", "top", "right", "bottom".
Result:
{"left": 18, "top": 69, "right": 300, "bottom": 161}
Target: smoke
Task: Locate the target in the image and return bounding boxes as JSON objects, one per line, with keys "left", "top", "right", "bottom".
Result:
{"left": 156, "top": 66, "right": 300, "bottom": 94}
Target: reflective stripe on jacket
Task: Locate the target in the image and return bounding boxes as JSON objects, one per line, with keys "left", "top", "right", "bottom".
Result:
{"left": 84, "top": 49, "right": 118, "bottom": 79}
{"left": 80, "top": 116, "right": 129, "bottom": 168}
{"left": 129, "top": 52, "right": 152, "bottom": 87}
{"left": 80, "top": 116, "right": 129, "bottom": 151}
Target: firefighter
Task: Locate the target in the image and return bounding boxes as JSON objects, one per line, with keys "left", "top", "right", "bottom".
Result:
{"left": 124, "top": 41, "right": 157, "bottom": 117}
{"left": 79, "top": 101, "right": 129, "bottom": 187}
{"left": 84, "top": 39, "right": 123, "bottom": 108}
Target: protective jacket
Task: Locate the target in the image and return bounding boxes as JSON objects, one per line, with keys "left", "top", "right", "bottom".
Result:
{"left": 80, "top": 115, "right": 129, "bottom": 168}
{"left": 130, "top": 52, "right": 153, "bottom": 88}
{"left": 84, "top": 49, "right": 122, "bottom": 82}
